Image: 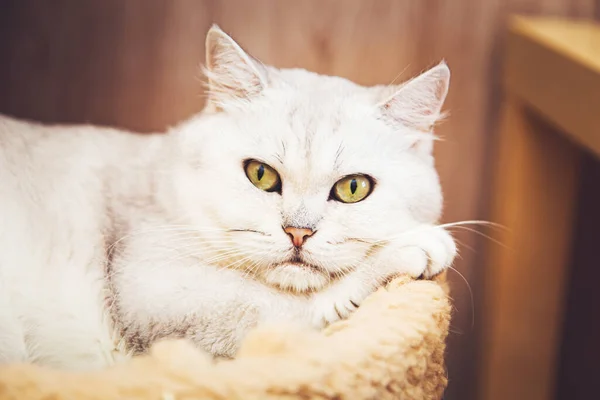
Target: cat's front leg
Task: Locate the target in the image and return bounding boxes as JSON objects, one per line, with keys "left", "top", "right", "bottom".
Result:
{"left": 308, "top": 224, "right": 456, "bottom": 328}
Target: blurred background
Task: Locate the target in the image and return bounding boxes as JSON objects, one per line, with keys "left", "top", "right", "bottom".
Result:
{"left": 1, "top": 1, "right": 599, "bottom": 399}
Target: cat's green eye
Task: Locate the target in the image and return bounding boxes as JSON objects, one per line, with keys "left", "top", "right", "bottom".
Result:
{"left": 245, "top": 160, "right": 281, "bottom": 192}
{"left": 331, "top": 175, "right": 372, "bottom": 204}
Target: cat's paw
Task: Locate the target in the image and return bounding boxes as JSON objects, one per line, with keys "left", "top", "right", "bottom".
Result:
{"left": 308, "top": 274, "right": 374, "bottom": 328}
{"left": 400, "top": 225, "right": 456, "bottom": 278}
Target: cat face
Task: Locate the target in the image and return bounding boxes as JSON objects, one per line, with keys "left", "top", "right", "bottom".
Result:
{"left": 173, "top": 26, "right": 449, "bottom": 293}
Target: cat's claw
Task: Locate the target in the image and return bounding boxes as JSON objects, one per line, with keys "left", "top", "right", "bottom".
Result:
{"left": 310, "top": 296, "right": 357, "bottom": 328}
{"left": 308, "top": 275, "right": 373, "bottom": 328}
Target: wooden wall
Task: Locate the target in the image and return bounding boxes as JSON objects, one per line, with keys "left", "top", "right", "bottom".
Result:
{"left": 0, "top": 1, "right": 598, "bottom": 399}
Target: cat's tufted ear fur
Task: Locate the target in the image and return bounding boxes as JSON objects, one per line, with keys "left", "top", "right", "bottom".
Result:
{"left": 204, "top": 25, "right": 268, "bottom": 111}
{"left": 380, "top": 62, "right": 450, "bottom": 133}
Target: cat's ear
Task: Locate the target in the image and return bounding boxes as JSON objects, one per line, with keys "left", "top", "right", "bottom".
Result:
{"left": 204, "top": 25, "right": 268, "bottom": 110}
{"left": 379, "top": 62, "right": 450, "bottom": 132}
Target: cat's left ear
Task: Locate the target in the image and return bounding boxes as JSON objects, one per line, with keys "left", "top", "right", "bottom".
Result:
{"left": 379, "top": 62, "right": 450, "bottom": 134}
{"left": 204, "top": 25, "right": 268, "bottom": 111}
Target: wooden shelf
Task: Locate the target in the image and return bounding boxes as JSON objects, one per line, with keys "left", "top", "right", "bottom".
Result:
{"left": 504, "top": 16, "right": 600, "bottom": 157}
{"left": 480, "top": 16, "right": 600, "bottom": 400}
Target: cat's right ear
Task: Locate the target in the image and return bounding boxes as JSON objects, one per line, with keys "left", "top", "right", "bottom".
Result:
{"left": 204, "top": 25, "right": 268, "bottom": 111}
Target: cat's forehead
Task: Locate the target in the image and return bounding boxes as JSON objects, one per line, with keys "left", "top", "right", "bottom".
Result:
{"left": 272, "top": 71, "right": 378, "bottom": 131}
{"left": 275, "top": 68, "right": 366, "bottom": 92}
{"left": 260, "top": 100, "right": 387, "bottom": 187}
{"left": 240, "top": 70, "right": 398, "bottom": 185}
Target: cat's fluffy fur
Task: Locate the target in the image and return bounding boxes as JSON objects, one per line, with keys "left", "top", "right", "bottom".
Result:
{"left": 0, "top": 26, "right": 456, "bottom": 369}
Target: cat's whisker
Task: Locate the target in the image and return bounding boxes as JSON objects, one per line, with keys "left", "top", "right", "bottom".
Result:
{"left": 106, "top": 228, "right": 204, "bottom": 255}
{"left": 168, "top": 238, "right": 238, "bottom": 249}
{"left": 209, "top": 251, "right": 266, "bottom": 267}
{"left": 445, "top": 225, "right": 508, "bottom": 249}
{"left": 240, "top": 258, "right": 263, "bottom": 280}
{"left": 199, "top": 248, "right": 259, "bottom": 265}
{"left": 436, "top": 220, "right": 506, "bottom": 231}
{"left": 449, "top": 237, "right": 476, "bottom": 253}
{"left": 209, "top": 248, "right": 271, "bottom": 272}
{"left": 220, "top": 253, "right": 264, "bottom": 274}
{"left": 106, "top": 237, "right": 232, "bottom": 267}
{"left": 106, "top": 246, "right": 259, "bottom": 280}
{"left": 241, "top": 249, "right": 278, "bottom": 280}
{"left": 108, "top": 230, "right": 272, "bottom": 262}
{"left": 365, "top": 219, "right": 505, "bottom": 247}
{"left": 114, "top": 225, "right": 226, "bottom": 234}
{"left": 109, "top": 242, "right": 229, "bottom": 269}
{"left": 447, "top": 266, "right": 475, "bottom": 330}
{"left": 243, "top": 247, "right": 279, "bottom": 278}
{"left": 111, "top": 225, "right": 231, "bottom": 242}
{"left": 154, "top": 249, "right": 260, "bottom": 276}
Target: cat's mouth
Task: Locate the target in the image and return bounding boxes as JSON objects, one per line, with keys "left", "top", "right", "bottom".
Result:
{"left": 261, "top": 253, "right": 330, "bottom": 292}
{"left": 279, "top": 260, "right": 321, "bottom": 273}
{"left": 281, "top": 253, "right": 321, "bottom": 271}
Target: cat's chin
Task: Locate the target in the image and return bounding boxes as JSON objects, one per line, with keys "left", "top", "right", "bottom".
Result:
{"left": 261, "top": 262, "right": 329, "bottom": 293}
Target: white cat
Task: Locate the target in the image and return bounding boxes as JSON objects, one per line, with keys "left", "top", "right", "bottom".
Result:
{"left": 0, "top": 26, "right": 456, "bottom": 370}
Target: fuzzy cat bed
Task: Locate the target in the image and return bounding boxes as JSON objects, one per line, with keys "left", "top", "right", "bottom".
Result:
{"left": 0, "top": 276, "right": 450, "bottom": 400}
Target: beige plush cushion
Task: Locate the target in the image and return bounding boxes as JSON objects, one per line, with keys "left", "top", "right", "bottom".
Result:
{"left": 0, "top": 276, "right": 450, "bottom": 400}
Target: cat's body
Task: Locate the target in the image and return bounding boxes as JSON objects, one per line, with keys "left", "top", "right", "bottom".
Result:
{"left": 0, "top": 26, "right": 456, "bottom": 370}
{"left": 0, "top": 118, "right": 161, "bottom": 368}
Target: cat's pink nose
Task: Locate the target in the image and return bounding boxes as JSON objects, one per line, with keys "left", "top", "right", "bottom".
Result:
{"left": 283, "top": 226, "right": 315, "bottom": 248}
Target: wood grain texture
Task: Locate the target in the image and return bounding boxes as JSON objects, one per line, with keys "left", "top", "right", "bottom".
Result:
{"left": 0, "top": 2, "right": 597, "bottom": 399}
